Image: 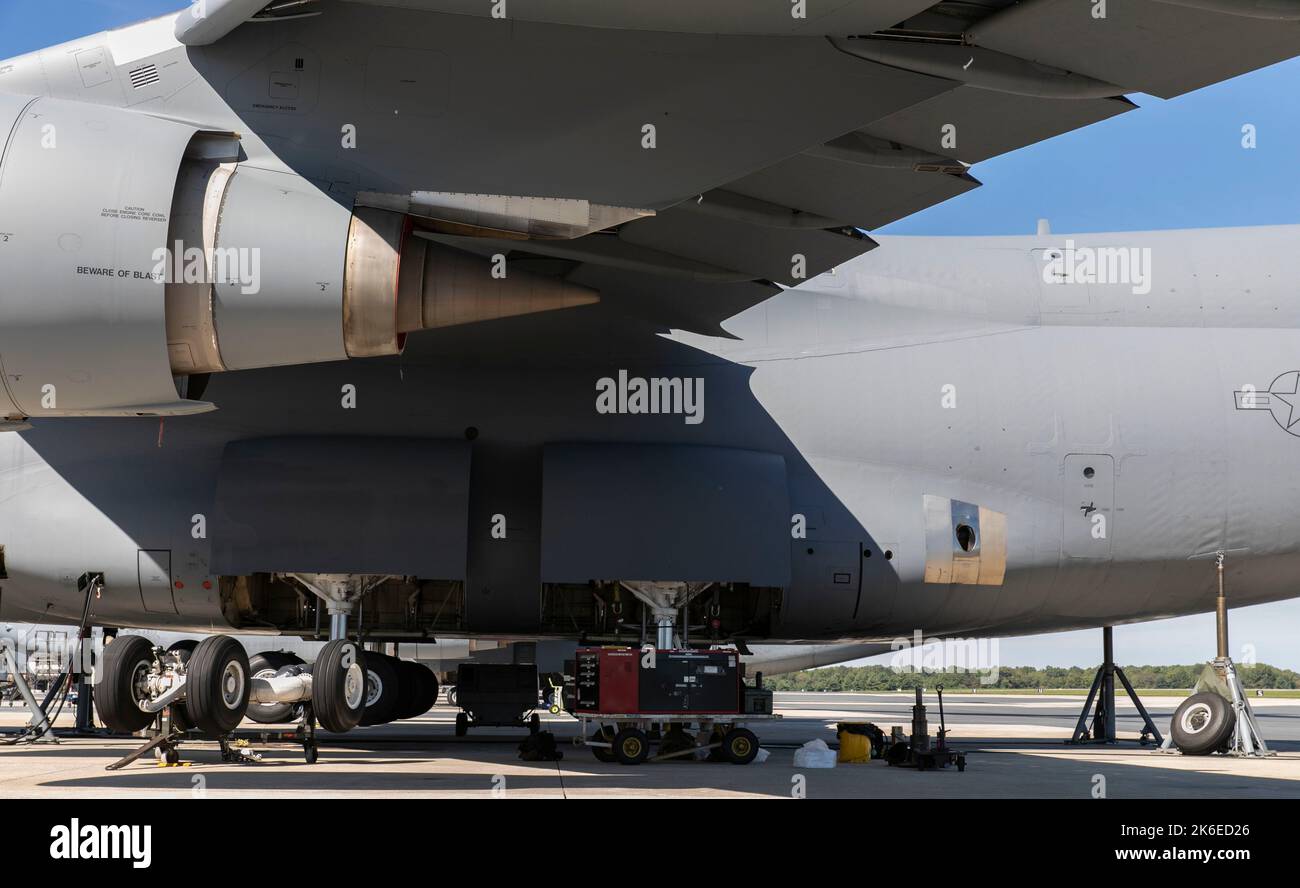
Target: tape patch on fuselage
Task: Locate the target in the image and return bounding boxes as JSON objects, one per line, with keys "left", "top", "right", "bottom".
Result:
{"left": 923, "top": 494, "right": 1007, "bottom": 586}
{"left": 105, "top": 14, "right": 182, "bottom": 68}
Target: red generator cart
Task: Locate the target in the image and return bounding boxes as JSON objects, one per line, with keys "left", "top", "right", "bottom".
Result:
{"left": 573, "top": 647, "right": 777, "bottom": 765}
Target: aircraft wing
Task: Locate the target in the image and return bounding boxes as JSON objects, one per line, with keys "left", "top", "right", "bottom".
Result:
{"left": 174, "top": 0, "right": 1300, "bottom": 332}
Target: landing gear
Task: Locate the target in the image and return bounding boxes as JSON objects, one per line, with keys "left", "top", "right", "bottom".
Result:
{"left": 101, "top": 632, "right": 367, "bottom": 768}
{"left": 246, "top": 652, "right": 306, "bottom": 724}
{"left": 186, "top": 636, "right": 251, "bottom": 736}
{"left": 360, "top": 651, "right": 401, "bottom": 727}
{"left": 313, "top": 639, "right": 367, "bottom": 733}
{"left": 96, "top": 635, "right": 158, "bottom": 734}
{"left": 166, "top": 639, "right": 198, "bottom": 662}
{"left": 394, "top": 660, "right": 439, "bottom": 720}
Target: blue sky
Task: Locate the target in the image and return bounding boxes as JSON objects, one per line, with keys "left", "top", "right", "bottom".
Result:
{"left": 3, "top": 3, "right": 1298, "bottom": 670}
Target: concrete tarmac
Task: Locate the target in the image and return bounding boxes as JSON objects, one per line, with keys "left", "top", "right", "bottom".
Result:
{"left": 0, "top": 692, "right": 1297, "bottom": 798}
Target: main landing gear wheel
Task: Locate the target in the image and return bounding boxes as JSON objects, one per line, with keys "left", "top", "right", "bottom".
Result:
{"left": 722, "top": 727, "right": 759, "bottom": 765}
{"left": 1171, "top": 692, "right": 1235, "bottom": 755}
{"left": 313, "top": 639, "right": 366, "bottom": 733}
{"left": 394, "top": 660, "right": 439, "bottom": 720}
{"left": 614, "top": 728, "right": 650, "bottom": 765}
{"left": 186, "top": 635, "right": 251, "bottom": 737}
{"left": 96, "top": 634, "right": 157, "bottom": 733}
{"left": 360, "top": 652, "right": 401, "bottom": 726}
{"left": 246, "top": 651, "right": 306, "bottom": 724}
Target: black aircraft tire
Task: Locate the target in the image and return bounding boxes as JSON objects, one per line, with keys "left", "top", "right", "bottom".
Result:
{"left": 186, "top": 636, "right": 251, "bottom": 737}
{"left": 245, "top": 652, "right": 306, "bottom": 724}
{"left": 1171, "top": 692, "right": 1235, "bottom": 755}
{"left": 314, "top": 640, "right": 366, "bottom": 733}
{"left": 166, "top": 640, "right": 198, "bottom": 663}
{"left": 395, "top": 660, "right": 438, "bottom": 720}
{"left": 96, "top": 635, "right": 157, "bottom": 733}
{"left": 359, "top": 652, "right": 402, "bottom": 727}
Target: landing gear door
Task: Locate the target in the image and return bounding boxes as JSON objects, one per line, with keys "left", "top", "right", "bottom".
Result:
{"left": 1063, "top": 455, "right": 1113, "bottom": 559}
{"left": 137, "top": 549, "right": 177, "bottom": 614}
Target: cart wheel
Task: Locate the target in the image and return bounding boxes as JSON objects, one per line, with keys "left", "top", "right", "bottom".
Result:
{"left": 722, "top": 727, "right": 759, "bottom": 765}
{"left": 614, "top": 728, "right": 650, "bottom": 765}
{"left": 957, "top": 754, "right": 966, "bottom": 773}
{"left": 529, "top": 712, "right": 541, "bottom": 734}
{"left": 455, "top": 712, "right": 469, "bottom": 737}
{"left": 305, "top": 744, "right": 319, "bottom": 765}
{"left": 591, "top": 727, "right": 616, "bottom": 763}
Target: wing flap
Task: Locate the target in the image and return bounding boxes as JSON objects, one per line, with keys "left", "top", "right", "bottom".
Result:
{"left": 971, "top": 0, "right": 1300, "bottom": 99}
{"left": 618, "top": 208, "right": 876, "bottom": 287}
{"left": 725, "top": 154, "right": 981, "bottom": 232}
{"left": 863, "top": 89, "right": 1137, "bottom": 165}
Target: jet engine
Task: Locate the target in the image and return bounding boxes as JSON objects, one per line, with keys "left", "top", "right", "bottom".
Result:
{"left": 0, "top": 95, "right": 597, "bottom": 420}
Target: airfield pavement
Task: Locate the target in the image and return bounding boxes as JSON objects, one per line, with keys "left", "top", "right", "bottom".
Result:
{"left": 1, "top": 692, "right": 1297, "bottom": 798}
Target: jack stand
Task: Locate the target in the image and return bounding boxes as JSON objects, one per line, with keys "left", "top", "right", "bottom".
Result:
{"left": 1160, "top": 553, "right": 1272, "bottom": 757}
{"left": 1068, "top": 626, "right": 1163, "bottom": 746}
{"left": 106, "top": 708, "right": 186, "bottom": 770}
{"left": 106, "top": 703, "right": 321, "bottom": 770}
{"left": 0, "top": 642, "right": 56, "bottom": 743}
{"left": 1217, "top": 656, "right": 1271, "bottom": 757}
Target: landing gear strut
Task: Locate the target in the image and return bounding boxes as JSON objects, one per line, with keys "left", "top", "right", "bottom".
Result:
{"left": 1067, "top": 626, "right": 1163, "bottom": 745}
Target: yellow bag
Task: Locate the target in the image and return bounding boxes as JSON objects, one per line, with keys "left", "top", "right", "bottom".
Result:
{"left": 837, "top": 727, "right": 872, "bottom": 763}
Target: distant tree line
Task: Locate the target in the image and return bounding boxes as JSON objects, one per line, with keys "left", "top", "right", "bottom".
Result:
{"left": 759, "top": 663, "right": 1300, "bottom": 692}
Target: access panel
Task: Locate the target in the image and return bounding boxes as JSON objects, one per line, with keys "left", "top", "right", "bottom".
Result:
{"left": 1063, "top": 454, "right": 1114, "bottom": 559}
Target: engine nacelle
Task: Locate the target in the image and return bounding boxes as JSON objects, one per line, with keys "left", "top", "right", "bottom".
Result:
{"left": 0, "top": 94, "right": 208, "bottom": 418}
{"left": 0, "top": 95, "right": 598, "bottom": 419}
